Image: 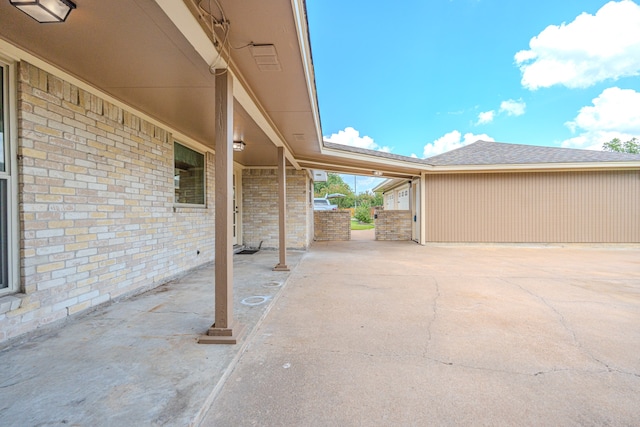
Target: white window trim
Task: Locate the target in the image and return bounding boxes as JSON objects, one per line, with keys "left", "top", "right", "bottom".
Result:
{"left": 0, "top": 57, "right": 19, "bottom": 296}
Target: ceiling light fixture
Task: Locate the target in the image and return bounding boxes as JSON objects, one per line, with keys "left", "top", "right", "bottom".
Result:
{"left": 372, "top": 171, "right": 383, "bottom": 176}
{"left": 233, "top": 140, "right": 246, "bottom": 152}
{"left": 10, "top": 0, "right": 76, "bottom": 23}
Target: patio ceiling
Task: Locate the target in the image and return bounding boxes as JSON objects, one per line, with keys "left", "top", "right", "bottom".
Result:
{"left": 0, "top": 0, "right": 424, "bottom": 177}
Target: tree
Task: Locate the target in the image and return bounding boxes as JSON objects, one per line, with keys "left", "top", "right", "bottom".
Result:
{"left": 603, "top": 137, "right": 640, "bottom": 154}
{"left": 354, "top": 201, "right": 373, "bottom": 223}
{"left": 356, "top": 190, "right": 383, "bottom": 208}
{"left": 313, "top": 173, "right": 353, "bottom": 209}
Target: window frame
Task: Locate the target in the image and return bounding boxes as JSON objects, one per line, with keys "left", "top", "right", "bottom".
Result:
{"left": 0, "top": 57, "right": 19, "bottom": 295}
{"left": 173, "top": 141, "right": 206, "bottom": 207}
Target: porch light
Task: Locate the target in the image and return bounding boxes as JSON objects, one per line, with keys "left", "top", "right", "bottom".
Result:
{"left": 233, "top": 140, "right": 246, "bottom": 152}
{"left": 10, "top": 0, "right": 76, "bottom": 23}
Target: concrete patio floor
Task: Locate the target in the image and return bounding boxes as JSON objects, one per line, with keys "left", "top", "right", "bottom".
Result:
{"left": 0, "top": 250, "right": 304, "bottom": 426}
{"left": 1, "top": 240, "right": 639, "bottom": 426}
{"left": 203, "top": 241, "right": 640, "bottom": 426}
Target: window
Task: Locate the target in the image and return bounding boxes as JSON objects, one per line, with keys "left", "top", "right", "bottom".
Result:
{"left": 174, "top": 142, "right": 205, "bottom": 205}
{"left": 0, "top": 61, "right": 14, "bottom": 293}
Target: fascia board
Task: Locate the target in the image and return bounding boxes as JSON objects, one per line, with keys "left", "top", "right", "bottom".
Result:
{"left": 290, "top": 0, "right": 323, "bottom": 147}
{"left": 427, "top": 162, "right": 640, "bottom": 173}
{"left": 153, "top": 0, "right": 228, "bottom": 69}
{"left": 153, "top": 0, "right": 300, "bottom": 170}
{"left": 320, "top": 146, "right": 430, "bottom": 171}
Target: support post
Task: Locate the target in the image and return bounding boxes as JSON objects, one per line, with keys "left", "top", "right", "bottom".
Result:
{"left": 199, "top": 70, "right": 245, "bottom": 344}
{"left": 273, "top": 146, "right": 289, "bottom": 271}
{"left": 420, "top": 172, "right": 427, "bottom": 245}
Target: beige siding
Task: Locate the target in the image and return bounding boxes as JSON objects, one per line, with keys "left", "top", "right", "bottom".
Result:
{"left": 425, "top": 171, "right": 640, "bottom": 243}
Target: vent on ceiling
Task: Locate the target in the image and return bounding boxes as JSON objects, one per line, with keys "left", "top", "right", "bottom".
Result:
{"left": 250, "top": 44, "right": 281, "bottom": 72}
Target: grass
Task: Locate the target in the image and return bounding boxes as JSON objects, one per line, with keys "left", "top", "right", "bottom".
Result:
{"left": 351, "top": 219, "right": 374, "bottom": 230}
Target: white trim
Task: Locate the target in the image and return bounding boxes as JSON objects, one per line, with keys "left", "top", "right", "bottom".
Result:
{"left": 152, "top": 0, "right": 301, "bottom": 170}
{"left": 291, "top": 0, "right": 323, "bottom": 148}
{"left": 419, "top": 173, "right": 426, "bottom": 245}
{"left": 153, "top": 0, "right": 228, "bottom": 69}
{"left": 425, "top": 162, "right": 640, "bottom": 173}
{"left": 299, "top": 159, "right": 416, "bottom": 178}
{"left": 0, "top": 57, "right": 19, "bottom": 295}
{"left": 319, "top": 147, "right": 426, "bottom": 172}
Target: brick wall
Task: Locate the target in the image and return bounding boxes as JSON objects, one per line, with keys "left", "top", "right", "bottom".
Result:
{"left": 375, "top": 210, "right": 412, "bottom": 241}
{"left": 0, "top": 62, "right": 216, "bottom": 342}
{"left": 242, "top": 168, "right": 312, "bottom": 250}
{"left": 314, "top": 211, "right": 351, "bottom": 241}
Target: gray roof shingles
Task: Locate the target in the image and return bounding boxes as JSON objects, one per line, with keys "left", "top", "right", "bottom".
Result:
{"left": 323, "top": 140, "right": 640, "bottom": 167}
{"left": 426, "top": 140, "right": 640, "bottom": 165}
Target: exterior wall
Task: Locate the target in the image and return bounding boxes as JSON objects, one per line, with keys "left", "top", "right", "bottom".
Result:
{"left": 375, "top": 210, "right": 412, "bottom": 241}
{"left": 314, "top": 211, "right": 351, "bottom": 241}
{"left": 425, "top": 171, "right": 640, "bottom": 243}
{"left": 242, "top": 168, "right": 312, "bottom": 250}
{"left": 0, "top": 62, "right": 216, "bottom": 342}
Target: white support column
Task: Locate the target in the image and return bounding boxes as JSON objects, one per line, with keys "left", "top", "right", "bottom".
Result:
{"left": 420, "top": 172, "right": 427, "bottom": 245}
{"left": 199, "top": 70, "right": 245, "bottom": 344}
{"left": 273, "top": 146, "right": 289, "bottom": 271}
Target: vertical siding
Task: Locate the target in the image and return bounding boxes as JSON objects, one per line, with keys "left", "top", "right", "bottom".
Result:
{"left": 425, "top": 171, "right": 640, "bottom": 243}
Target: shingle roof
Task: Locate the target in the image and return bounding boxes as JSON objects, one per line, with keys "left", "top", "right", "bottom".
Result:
{"left": 425, "top": 140, "right": 640, "bottom": 165}
{"left": 322, "top": 140, "right": 640, "bottom": 168}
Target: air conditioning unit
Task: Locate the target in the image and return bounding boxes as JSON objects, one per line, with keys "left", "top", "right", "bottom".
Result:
{"left": 312, "top": 170, "right": 327, "bottom": 182}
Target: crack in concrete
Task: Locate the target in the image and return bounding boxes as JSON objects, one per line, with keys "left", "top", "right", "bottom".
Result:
{"left": 504, "top": 279, "right": 638, "bottom": 376}
{"left": 423, "top": 277, "right": 441, "bottom": 357}
{"left": 509, "top": 280, "right": 579, "bottom": 344}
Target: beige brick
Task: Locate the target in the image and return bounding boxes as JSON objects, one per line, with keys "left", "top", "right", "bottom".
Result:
{"left": 36, "top": 262, "right": 65, "bottom": 274}
{"left": 50, "top": 187, "right": 76, "bottom": 195}
{"left": 67, "top": 301, "right": 92, "bottom": 315}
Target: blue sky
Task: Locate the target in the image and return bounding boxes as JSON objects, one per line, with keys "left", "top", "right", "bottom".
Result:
{"left": 306, "top": 0, "right": 640, "bottom": 191}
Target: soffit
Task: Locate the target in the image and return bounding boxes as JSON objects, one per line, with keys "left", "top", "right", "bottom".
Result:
{"left": 0, "top": 0, "right": 426, "bottom": 175}
{"left": 0, "top": 0, "right": 286, "bottom": 166}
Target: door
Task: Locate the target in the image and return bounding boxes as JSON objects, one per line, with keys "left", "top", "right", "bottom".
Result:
{"left": 411, "top": 179, "right": 420, "bottom": 242}
{"left": 233, "top": 172, "right": 238, "bottom": 245}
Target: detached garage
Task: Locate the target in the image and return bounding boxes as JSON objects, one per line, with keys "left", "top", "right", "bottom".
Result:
{"left": 377, "top": 141, "right": 640, "bottom": 243}
{"left": 425, "top": 170, "right": 639, "bottom": 243}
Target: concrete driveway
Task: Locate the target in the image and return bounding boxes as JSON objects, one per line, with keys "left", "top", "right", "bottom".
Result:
{"left": 203, "top": 241, "right": 640, "bottom": 426}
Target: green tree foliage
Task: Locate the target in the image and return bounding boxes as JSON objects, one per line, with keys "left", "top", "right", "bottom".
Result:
{"left": 313, "top": 173, "right": 353, "bottom": 208}
{"left": 313, "top": 174, "right": 384, "bottom": 209}
{"left": 357, "top": 190, "right": 383, "bottom": 207}
{"left": 354, "top": 202, "right": 373, "bottom": 223}
{"left": 602, "top": 137, "right": 640, "bottom": 154}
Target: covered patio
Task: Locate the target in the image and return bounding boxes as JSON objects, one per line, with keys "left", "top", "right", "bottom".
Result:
{"left": 2, "top": 240, "right": 639, "bottom": 426}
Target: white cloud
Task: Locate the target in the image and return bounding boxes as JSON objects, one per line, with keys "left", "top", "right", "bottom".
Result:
{"left": 476, "top": 110, "right": 495, "bottom": 125}
{"left": 499, "top": 99, "right": 526, "bottom": 116}
{"left": 423, "top": 131, "right": 495, "bottom": 158}
{"left": 561, "top": 87, "right": 640, "bottom": 150}
{"left": 324, "top": 127, "right": 392, "bottom": 153}
{"left": 516, "top": 0, "right": 640, "bottom": 90}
